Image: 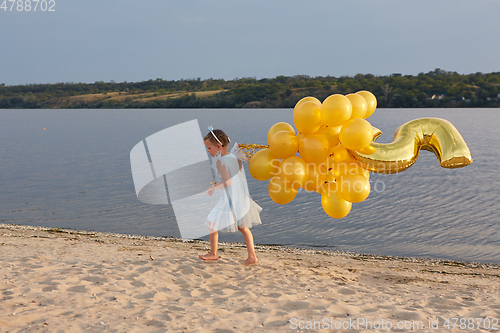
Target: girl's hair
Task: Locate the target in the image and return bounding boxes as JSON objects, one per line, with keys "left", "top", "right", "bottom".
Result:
{"left": 204, "top": 129, "right": 230, "bottom": 147}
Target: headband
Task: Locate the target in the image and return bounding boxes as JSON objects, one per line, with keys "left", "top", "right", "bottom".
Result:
{"left": 207, "top": 125, "right": 230, "bottom": 146}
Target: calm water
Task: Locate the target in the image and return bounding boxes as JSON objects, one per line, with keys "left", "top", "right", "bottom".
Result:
{"left": 1, "top": 108, "right": 499, "bottom": 263}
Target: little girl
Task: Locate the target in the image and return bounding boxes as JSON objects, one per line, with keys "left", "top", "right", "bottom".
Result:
{"left": 199, "top": 127, "right": 262, "bottom": 265}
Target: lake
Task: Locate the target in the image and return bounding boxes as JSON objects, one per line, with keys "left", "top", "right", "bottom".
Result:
{"left": 1, "top": 108, "right": 499, "bottom": 263}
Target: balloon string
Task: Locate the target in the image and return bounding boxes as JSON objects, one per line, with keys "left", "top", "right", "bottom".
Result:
{"left": 237, "top": 143, "right": 269, "bottom": 161}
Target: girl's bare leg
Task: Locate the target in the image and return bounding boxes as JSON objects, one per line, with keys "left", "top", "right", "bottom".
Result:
{"left": 238, "top": 227, "right": 258, "bottom": 265}
{"left": 199, "top": 227, "right": 219, "bottom": 260}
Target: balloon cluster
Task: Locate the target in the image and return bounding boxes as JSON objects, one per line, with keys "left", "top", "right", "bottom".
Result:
{"left": 248, "top": 91, "right": 378, "bottom": 219}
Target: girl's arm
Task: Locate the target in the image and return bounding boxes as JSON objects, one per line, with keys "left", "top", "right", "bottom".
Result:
{"left": 215, "top": 160, "right": 232, "bottom": 188}
{"left": 207, "top": 160, "right": 232, "bottom": 195}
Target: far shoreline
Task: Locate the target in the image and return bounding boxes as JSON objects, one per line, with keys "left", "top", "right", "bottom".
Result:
{"left": 2, "top": 70, "right": 500, "bottom": 109}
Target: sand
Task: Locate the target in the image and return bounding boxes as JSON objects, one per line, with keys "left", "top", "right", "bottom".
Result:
{"left": 1, "top": 223, "right": 499, "bottom": 332}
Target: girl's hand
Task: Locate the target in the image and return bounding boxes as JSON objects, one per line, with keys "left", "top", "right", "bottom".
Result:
{"left": 206, "top": 186, "right": 215, "bottom": 196}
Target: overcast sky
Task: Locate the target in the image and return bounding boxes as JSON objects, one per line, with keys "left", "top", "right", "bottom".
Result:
{"left": 2, "top": 0, "right": 499, "bottom": 86}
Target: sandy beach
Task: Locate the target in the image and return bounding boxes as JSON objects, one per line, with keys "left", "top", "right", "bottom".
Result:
{"left": 1, "top": 223, "right": 499, "bottom": 332}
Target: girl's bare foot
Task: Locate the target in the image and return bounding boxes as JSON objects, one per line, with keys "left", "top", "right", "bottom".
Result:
{"left": 243, "top": 257, "right": 258, "bottom": 265}
{"left": 199, "top": 253, "right": 219, "bottom": 261}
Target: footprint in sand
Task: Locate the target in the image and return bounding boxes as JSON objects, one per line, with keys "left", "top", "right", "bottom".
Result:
{"left": 82, "top": 276, "right": 107, "bottom": 285}
{"left": 130, "top": 280, "right": 146, "bottom": 287}
{"left": 172, "top": 277, "right": 188, "bottom": 285}
{"left": 143, "top": 319, "right": 166, "bottom": 328}
{"left": 234, "top": 306, "right": 255, "bottom": 313}
{"left": 134, "top": 291, "right": 156, "bottom": 299}
{"left": 337, "top": 287, "right": 356, "bottom": 295}
{"left": 66, "top": 285, "right": 87, "bottom": 293}
{"left": 361, "top": 307, "right": 379, "bottom": 313}
{"left": 179, "top": 288, "right": 192, "bottom": 297}
{"left": 178, "top": 264, "right": 195, "bottom": 275}
{"left": 42, "top": 284, "right": 58, "bottom": 292}
{"left": 281, "top": 301, "right": 310, "bottom": 311}
{"left": 391, "top": 311, "right": 421, "bottom": 321}
{"left": 224, "top": 284, "right": 239, "bottom": 291}
{"left": 136, "top": 266, "right": 152, "bottom": 273}
{"left": 263, "top": 320, "right": 289, "bottom": 328}
{"left": 167, "top": 305, "right": 185, "bottom": 311}
{"left": 178, "top": 297, "right": 195, "bottom": 304}
{"left": 229, "top": 290, "right": 248, "bottom": 298}
{"left": 211, "top": 297, "right": 226, "bottom": 305}
{"left": 199, "top": 271, "right": 212, "bottom": 278}
{"left": 198, "top": 291, "right": 215, "bottom": 298}
{"left": 427, "top": 296, "right": 465, "bottom": 311}
{"left": 379, "top": 305, "right": 396, "bottom": 310}
{"left": 125, "top": 273, "right": 140, "bottom": 280}
{"left": 154, "top": 312, "right": 173, "bottom": 321}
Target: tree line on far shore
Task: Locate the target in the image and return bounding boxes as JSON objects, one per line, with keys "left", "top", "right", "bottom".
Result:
{"left": 1, "top": 69, "right": 499, "bottom": 109}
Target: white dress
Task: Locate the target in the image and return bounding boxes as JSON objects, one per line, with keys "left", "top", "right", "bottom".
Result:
{"left": 206, "top": 143, "right": 263, "bottom": 233}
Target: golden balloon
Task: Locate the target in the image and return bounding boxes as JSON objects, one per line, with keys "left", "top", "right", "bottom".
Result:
{"left": 357, "top": 144, "right": 376, "bottom": 155}
{"left": 346, "top": 93, "right": 368, "bottom": 119}
{"left": 321, "top": 183, "right": 352, "bottom": 219}
{"left": 269, "top": 176, "right": 297, "bottom": 204}
{"left": 269, "top": 130, "right": 299, "bottom": 159}
{"left": 349, "top": 118, "right": 473, "bottom": 173}
{"left": 314, "top": 125, "right": 341, "bottom": 149}
{"left": 267, "top": 122, "right": 295, "bottom": 144}
{"left": 299, "top": 134, "right": 330, "bottom": 164}
{"left": 339, "top": 118, "right": 373, "bottom": 151}
{"left": 248, "top": 148, "right": 280, "bottom": 181}
{"left": 302, "top": 163, "right": 326, "bottom": 192}
{"left": 356, "top": 90, "right": 377, "bottom": 119}
{"left": 295, "top": 96, "right": 321, "bottom": 109}
{"left": 332, "top": 160, "right": 365, "bottom": 178}
{"left": 279, "top": 155, "right": 309, "bottom": 189}
{"left": 293, "top": 101, "right": 322, "bottom": 134}
{"left": 337, "top": 174, "right": 371, "bottom": 203}
{"left": 316, "top": 157, "right": 330, "bottom": 176}
{"left": 320, "top": 94, "right": 352, "bottom": 127}
{"left": 333, "top": 144, "right": 350, "bottom": 162}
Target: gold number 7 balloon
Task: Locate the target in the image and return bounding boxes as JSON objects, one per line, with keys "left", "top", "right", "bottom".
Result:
{"left": 348, "top": 118, "right": 473, "bottom": 174}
